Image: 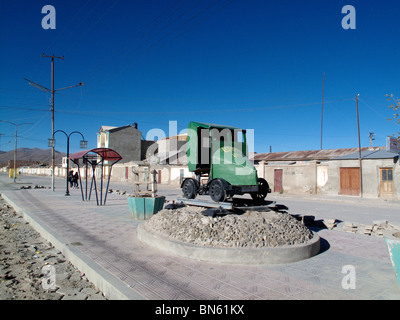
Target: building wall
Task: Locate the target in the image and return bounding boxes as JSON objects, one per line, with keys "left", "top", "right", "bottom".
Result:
{"left": 170, "top": 167, "right": 194, "bottom": 185}
{"left": 321, "top": 158, "right": 399, "bottom": 199}
{"left": 109, "top": 163, "right": 192, "bottom": 186}
{"left": 257, "top": 157, "right": 399, "bottom": 200}
{"left": 261, "top": 162, "right": 319, "bottom": 194}
{"left": 98, "top": 127, "right": 157, "bottom": 163}
{"left": 108, "top": 127, "right": 141, "bottom": 162}
{"left": 141, "top": 140, "right": 157, "bottom": 160}
{"left": 18, "top": 156, "right": 400, "bottom": 200}
{"left": 97, "top": 131, "right": 109, "bottom": 148}
{"left": 157, "top": 139, "right": 187, "bottom": 155}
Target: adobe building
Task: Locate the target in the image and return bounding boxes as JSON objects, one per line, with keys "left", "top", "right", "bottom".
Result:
{"left": 253, "top": 146, "right": 400, "bottom": 200}
{"left": 97, "top": 123, "right": 155, "bottom": 163}
{"left": 111, "top": 132, "right": 190, "bottom": 185}
{"left": 329, "top": 149, "right": 398, "bottom": 199}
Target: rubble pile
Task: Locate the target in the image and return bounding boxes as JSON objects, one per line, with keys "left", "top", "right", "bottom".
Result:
{"left": 294, "top": 214, "right": 400, "bottom": 238}
{"left": 144, "top": 207, "right": 314, "bottom": 248}
{"left": 20, "top": 185, "right": 49, "bottom": 190}
{"left": 342, "top": 220, "right": 400, "bottom": 237}
{"left": 0, "top": 197, "right": 106, "bottom": 300}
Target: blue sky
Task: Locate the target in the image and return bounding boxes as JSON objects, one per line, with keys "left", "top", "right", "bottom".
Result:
{"left": 1, "top": 0, "right": 399, "bottom": 154}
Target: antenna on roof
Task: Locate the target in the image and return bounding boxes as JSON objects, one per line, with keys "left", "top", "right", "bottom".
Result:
{"left": 368, "top": 131, "right": 375, "bottom": 148}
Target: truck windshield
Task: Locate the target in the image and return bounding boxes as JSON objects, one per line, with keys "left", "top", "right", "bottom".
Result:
{"left": 210, "top": 128, "right": 247, "bottom": 157}
{"left": 210, "top": 128, "right": 245, "bottom": 143}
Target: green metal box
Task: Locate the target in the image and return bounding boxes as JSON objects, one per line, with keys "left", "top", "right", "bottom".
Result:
{"left": 127, "top": 196, "right": 166, "bottom": 220}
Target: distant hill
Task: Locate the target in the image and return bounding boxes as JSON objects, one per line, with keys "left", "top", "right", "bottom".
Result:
{"left": 0, "top": 148, "right": 66, "bottom": 167}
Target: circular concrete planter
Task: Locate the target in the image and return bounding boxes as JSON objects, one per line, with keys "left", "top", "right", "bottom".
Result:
{"left": 137, "top": 224, "right": 320, "bottom": 265}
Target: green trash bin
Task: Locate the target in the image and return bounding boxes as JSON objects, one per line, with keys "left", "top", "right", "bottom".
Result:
{"left": 127, "top": 196, "right": 165, "bottom": 220}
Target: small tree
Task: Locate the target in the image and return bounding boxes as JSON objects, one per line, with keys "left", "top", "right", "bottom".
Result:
{"left": 386, "top": 93, "right": 400, "bottom": 140}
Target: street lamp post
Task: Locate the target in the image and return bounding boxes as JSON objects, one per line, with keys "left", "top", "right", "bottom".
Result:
{"left": 48, "top": 130, "right": 87, "bottom": 196}
{"left": 0, "top": 121, "right": 32, "bottom": 182}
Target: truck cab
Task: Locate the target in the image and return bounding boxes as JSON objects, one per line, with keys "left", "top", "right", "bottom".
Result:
{"left": 181, "top": 121, "right": 270, "bottom": 202}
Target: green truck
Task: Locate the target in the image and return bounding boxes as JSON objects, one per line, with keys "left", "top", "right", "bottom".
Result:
{"left": 181, "top": 121, "right": 271, "bottom": 203}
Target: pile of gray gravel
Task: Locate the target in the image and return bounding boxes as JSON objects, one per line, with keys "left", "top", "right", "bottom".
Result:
{"left": 143, "top": 207, "right": 314, "bottom": 248}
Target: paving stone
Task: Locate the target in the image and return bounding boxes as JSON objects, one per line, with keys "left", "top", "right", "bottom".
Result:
{"left": 2, "top": 180, "right": 400, "bottom": 301}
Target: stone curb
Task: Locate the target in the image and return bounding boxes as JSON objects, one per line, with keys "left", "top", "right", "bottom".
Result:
{"left": 137, "top": 224, "right": 320, "bottom": 265}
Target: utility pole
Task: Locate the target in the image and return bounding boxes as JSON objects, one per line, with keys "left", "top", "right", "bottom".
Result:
{"left": 25, "top": 54, "right": 84, "bottom": 191}
{"left": 356, "top": 94, "right": 363, "bottom": 198}
{"left": 320, "top": 72, "right": 325, "bottom": 150}
{"left": 0, "top": 133, "right": 4, "bottom": 151}
{"left": 0, "top": 121, "right": 32, "bottom": 182}
{"left": 368, "top": 131, "right": 375, "bottom": 148}
{"left": 43, "top": 54, "right": 63, "bottom": 193}
{"left": 45, "top": 54, "right": 63, "bottom": 192}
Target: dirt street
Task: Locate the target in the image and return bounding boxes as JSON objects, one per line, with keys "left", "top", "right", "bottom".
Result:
{"left": 0, "top": 195, "right": 107, "bottom": 300}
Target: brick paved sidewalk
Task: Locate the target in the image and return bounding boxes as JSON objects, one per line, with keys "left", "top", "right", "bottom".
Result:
{"left": 1, "top": 187, "right": 399, "bottom": 300}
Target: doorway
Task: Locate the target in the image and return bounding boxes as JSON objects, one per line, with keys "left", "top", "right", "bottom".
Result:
{"left": 274, "top": 169, "right": 283, "bottom": 193}
{"left": 379, "top": 168, "right": 394, "bottom": 197}
{"left": 339, "top": 167, "right": 360, "bottom": 196}
{"left": 158, "top": 170, "right": 162, "bottom": 184}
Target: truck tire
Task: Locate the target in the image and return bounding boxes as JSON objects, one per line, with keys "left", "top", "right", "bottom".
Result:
{"left": 181, "top": 178, "right": 198, "bottom": 199}
{"left": 209, "top": 179, "right": 227, "bottom": 202}
{"left": 251, "top": 178, "right": 270, "bottom": 202}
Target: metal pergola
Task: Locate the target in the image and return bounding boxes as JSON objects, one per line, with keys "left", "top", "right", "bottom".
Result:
{"left": 69, "top": 148, "right": 122, "bottom": 206}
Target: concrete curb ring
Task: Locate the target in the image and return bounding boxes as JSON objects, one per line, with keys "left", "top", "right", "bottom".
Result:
{"left": 137, "top": 224, "right": 320, "bottom": 265}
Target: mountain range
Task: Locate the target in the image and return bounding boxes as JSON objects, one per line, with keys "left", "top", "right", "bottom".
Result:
{"left": 0, "top": 148, "right": 66, "bottom": 167}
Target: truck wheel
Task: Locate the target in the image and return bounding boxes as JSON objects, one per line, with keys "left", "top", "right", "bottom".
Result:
{"left": 182, "top": 179, "right": 197, "bottom": 199}
{"left": 209, "top": 179, "right": 226, "bottom": 202}
{"left": 251, "top": 178, "right": 270, "bottom": 202}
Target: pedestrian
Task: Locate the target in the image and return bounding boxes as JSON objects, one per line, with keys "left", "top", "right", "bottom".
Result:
{"left": 68, "top": 171, "right": 74, "bottom": 188}
{"left": 73, "top": 172, "right": 79, "bottom": 188}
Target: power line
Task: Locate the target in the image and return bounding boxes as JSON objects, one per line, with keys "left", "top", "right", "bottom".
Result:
{"left": 358, "top": 97, "right": 389, "bottom": 120}
{"left": 62, "top": 0, "right": 122, "bottom": 57}
{"left": 86, "top": 0, "right": 208, "bottom": 83}
{"left": 88, "top": 0, "right": 230, "bottom": 83}
{"left": 41, "top": 0, "right": 94, "bottom": 55}
{"left": 50, "top": 97, "right": 353, "bottom": 115}
{"left": 0, "top": 106, "right": 50, "bottom": 112}
{"left": 84, "top": 0, "right": 187, "bottom": 80}
{"left": 1, "top": 95, "right": 353, "bottom": 125}
{"left": 19, "top": 111, "right": 51, "bottom": 137}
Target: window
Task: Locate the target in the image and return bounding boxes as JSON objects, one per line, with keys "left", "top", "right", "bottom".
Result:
{"left": 381, "top": 169, "right": 393, "bottom": 181}
{"left": 388, "top": 169, "right": 393, "bottom": 181}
